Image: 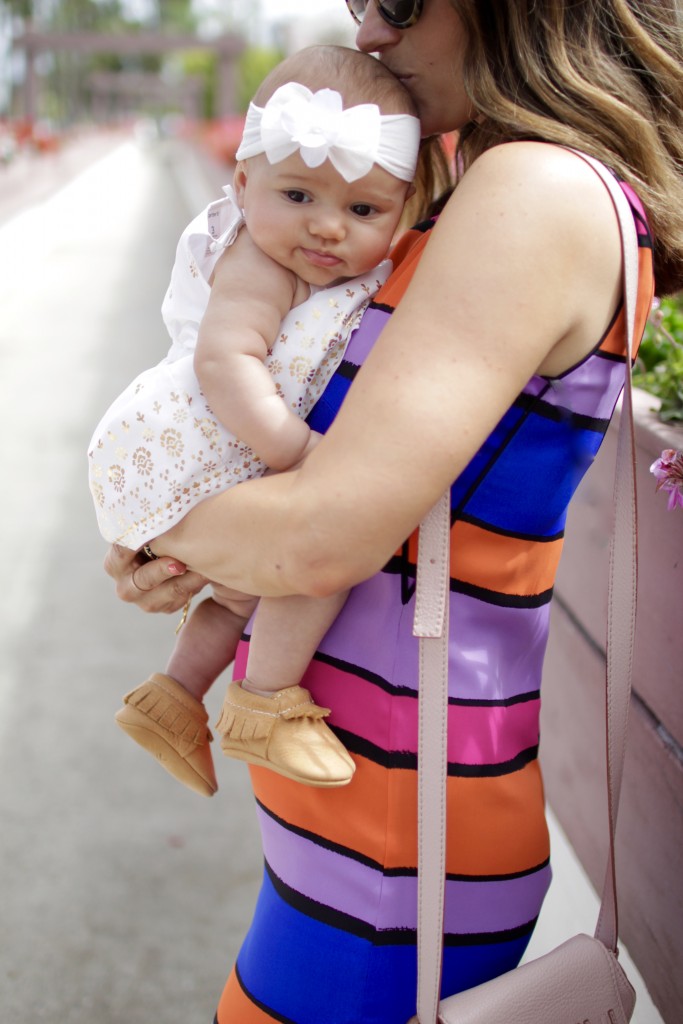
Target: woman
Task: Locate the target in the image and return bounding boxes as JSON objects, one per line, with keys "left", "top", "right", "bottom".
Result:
{"left": 105, "top": 2, "right": 683, "bottom": 1021}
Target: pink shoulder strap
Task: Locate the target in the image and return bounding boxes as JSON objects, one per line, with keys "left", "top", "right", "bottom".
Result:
{"left": 412, "top": 152, "right": 640, "bottom": 1023}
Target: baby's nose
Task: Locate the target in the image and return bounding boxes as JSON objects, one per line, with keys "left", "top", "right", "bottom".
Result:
{"left": 309, "top": 209, "right": 346, "bottom": 241}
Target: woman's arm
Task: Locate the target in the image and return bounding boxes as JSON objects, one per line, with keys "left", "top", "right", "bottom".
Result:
{"left": 138, "top": 144, "right": 624, "bottom": 599}
{"left": 195, "top": 230, "right": 313, "bottom": 470}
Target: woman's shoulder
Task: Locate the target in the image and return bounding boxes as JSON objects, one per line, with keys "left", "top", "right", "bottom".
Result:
{"left": 378, "top": 142, "right": 619, "bottom": 313}
{"left": 430, "top": 140, "right": 624, "bottom": 289}
{"left": 455, "top": 141, "right": 619, "bottom": 220}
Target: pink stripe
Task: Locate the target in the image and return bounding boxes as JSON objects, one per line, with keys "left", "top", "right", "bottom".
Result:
{"left": 303, "top": 660, "right": 539, "bottom": 766}
{"left": 619, "top": 180, "right": 649, "bottom": 236}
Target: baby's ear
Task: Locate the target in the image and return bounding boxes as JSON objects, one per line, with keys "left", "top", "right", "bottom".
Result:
{"left": 233, "top": 161, "right": 248, "bottom": 204}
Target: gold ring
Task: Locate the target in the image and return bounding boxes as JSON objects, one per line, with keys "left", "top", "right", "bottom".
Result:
{"left": 131, "top": 567, "right": 152, "bottom": 593}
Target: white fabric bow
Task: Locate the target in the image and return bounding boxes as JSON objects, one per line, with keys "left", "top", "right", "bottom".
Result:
{"left": 236, "top": 83, "right": 420, "bottom": 183}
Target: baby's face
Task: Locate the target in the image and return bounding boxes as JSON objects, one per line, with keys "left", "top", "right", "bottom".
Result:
{"left": 234, "top": 152, "right": 411, "bottom": 287}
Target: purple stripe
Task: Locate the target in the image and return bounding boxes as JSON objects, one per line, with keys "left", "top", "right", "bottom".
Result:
{"left": 343, "top": 305, "right": 390, "bottom": 365}
{"left": 258, "top": 806, "right": 551, "bottom": 934}
{"left": 318, "top": 575, "right": 549, "bottom": 702}
{"left": 523, "top": 358, "right": 624, "bottom": 421}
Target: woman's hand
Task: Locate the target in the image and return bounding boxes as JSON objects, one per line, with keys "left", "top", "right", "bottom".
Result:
{"left": 104, "top": 543, "right": 208, "bottom": 614}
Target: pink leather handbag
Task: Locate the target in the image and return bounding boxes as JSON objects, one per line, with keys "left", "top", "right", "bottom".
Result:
{"left": 409, "top": 153, "right": 640, "bottom": 1024}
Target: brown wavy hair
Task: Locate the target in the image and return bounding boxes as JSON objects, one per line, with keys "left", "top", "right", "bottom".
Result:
{"left": 418, "top": 0, "right": 683, "bottom": 294}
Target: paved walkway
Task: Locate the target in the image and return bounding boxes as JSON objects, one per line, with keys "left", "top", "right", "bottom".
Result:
{"left": 0, "top": 133, "right": 260, "bottom": 1024}
{"left": 0, "top": 133, "right": 664, "bottom": 1023}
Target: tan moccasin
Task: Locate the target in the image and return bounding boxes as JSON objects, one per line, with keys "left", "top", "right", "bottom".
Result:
{"left": 215, "top": 681, "right": 355, "bottom": 788}
{"left": 115, "top": 673, "right": 217, "bottom": 797}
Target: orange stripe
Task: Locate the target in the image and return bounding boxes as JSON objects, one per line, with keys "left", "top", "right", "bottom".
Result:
{"left": 217, "top": 966, "right": 277, "bottom": 1024}
{"left": 252, "top": 756, "right": 549, "bottom": 877}
{"left": 600, "top": 247, "right": 653, "bottom": 357}
{"left": 404, "top": 520, "right": 562, "bottom": 596}
{"left": 379, "top": 226, "right": 431, "bottom": 309}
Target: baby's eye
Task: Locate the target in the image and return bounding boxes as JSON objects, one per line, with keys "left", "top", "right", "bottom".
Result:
{"left": 351, "top": 203, "right": 377, "bottom": 218}
{"left": 283, "top": 190, "right": 310, "bottom": 204}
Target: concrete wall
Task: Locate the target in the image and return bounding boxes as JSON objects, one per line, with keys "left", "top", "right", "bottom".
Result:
{"left": 540, "top": 387, "right": 683, "bottom": 1024}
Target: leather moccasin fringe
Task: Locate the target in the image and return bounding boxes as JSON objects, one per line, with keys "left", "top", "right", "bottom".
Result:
{"left": 216, "top": 681, "right": 355, "bottom": 788}
{"left": 115, "top": 673, "right": 218, "bottom": 797}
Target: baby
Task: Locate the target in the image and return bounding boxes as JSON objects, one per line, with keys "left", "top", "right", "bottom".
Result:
{"left": 88, "top": 45, "right": 420, "bottom": 796}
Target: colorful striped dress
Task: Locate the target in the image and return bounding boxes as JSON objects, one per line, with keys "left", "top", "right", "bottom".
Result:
{"left": 215, "top": 179, "right": 654, "bottom": 1024}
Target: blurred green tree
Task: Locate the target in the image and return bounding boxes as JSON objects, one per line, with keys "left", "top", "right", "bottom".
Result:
{"left": 236, "top": 45, "right": 283, "bottom": 113}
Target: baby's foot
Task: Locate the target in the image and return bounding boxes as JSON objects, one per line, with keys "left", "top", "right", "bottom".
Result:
{"left": 215, "top": 680, "right": 355, "bottom": 787}
{"left": 115, "top": 673, "right": 217, "bottom": 797}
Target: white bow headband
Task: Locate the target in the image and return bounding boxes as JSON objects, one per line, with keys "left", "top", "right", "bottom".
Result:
{"left": 235, "top": 82, "right": 421, "bottom": 183}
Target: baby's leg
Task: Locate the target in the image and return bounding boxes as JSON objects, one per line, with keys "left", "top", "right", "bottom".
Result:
{"left": 167, "top": 592, "right": 258, "bottom": 701}
{"left": 214, "top": 591, "right": 355, "bottom": 788}
{"left": 244, "top": 592, "right": 348, "bottom": 694}
{"left": 115, "top": 588, "right": 257, "bottom": 797}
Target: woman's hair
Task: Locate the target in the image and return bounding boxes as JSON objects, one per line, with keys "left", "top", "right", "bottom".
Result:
{"left": 253, "top": 44, "right": 418, "bottom": 118}
{"left": 425, "top": 0, "right": 683, "bottom": 293}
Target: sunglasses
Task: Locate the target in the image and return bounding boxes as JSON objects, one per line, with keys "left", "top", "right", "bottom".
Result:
{"left": 345, "top": 0, "right": 424, "bottom": 30}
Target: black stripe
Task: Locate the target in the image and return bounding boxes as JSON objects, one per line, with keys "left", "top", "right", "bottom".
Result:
{"left": 457, "top": 511, "right": 565, "bottom": 543}
{"left": 234, "top": 962, "right": 297, "bottom": 1024}
{"left": 368, "top": 299, "right": 395, "bottom": 315}
{"left": 256, "top": 799, "right": 550, "bottom": 883}
{"left": 450, "top": 577, "right": 554, "bottom": 608}
{"left": 514, "top": 391, "right": 609, "bottom": 433}
{"left": 453, "top": 743, "right": 538, "bottom": 776}
{"left": 336, "top": 728, "right": 539, "bottom": 777}
{"left": 596, "top": 346, "right": 632, "bottom": 365}
{"left": 410, "top": 215, "right": 438, "bottom": 233}
{"left": 444, "top": 917, "right": 538, "bottom": 947}
{"left": 334, "top": 358, "right": 360, "bottom": 381}
{"left": 635, "top": 211, "right": 653, "bottom": 248}
{"left": 447, "top": 856, "right": 551, "bottom": 883}
{"left": 256, "top": 796, "right": 389, "bottom": 871}
{"left": 450, "top": 689, "right": 541, "bottom": 708}
{"left": 266, "top": 861, "right": 538, "bottom": 946}
{"left": 312, "top": 649, "right": 415, "bottom": 696}
{"left": 266, "top": 859, "right": 389, "bottom": 941}
{"left": 381, "top": 556, "right": 554, "bottom": 607}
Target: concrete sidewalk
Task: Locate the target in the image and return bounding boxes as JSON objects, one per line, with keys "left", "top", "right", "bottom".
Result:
{"left": 0, "top": 133, "right": 665, "bottom": 1023}
{"left": 0, "top": 134, "right": 261, "bottom": 1024}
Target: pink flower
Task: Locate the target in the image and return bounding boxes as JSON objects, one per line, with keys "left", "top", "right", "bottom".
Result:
{"left": 650, "top": 448, "right": 683, "bottom": 511}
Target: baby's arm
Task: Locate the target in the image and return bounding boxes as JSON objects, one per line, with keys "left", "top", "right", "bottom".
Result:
{"left": 195, "top": 230, "right": 313, "bottom": 471}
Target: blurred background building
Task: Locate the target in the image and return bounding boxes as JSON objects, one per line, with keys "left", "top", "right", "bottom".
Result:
{"left": 0, "top": 0, "right": 354, "bottom": 163}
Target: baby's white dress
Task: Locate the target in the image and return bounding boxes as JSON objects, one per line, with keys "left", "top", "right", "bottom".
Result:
{"left": 88, "top": 186, "right": 391, "bottom": 550}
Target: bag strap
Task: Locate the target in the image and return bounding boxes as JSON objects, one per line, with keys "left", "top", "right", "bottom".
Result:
{"left": 412, "top": 155, "right": 640, "bottom": 1022}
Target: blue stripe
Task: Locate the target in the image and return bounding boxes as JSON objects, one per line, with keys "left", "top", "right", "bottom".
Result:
{"left": 237, "top": 869, "right": 532, "bottom": 1024}
{"left": 457, "top": 406, "right": 604, "bottom": 535}
{"left": 307, "top": 374, "right": 352, "bottom": 434}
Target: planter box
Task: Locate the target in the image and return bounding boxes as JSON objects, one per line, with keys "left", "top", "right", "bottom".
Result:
{"left": 540, "top": 387, "right": 683, "bottom": 1024}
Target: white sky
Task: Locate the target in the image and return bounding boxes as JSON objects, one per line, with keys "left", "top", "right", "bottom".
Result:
{"left": 194, "top": 0, "right": 353, "bottom": 34}
{"left": 261, "top": 0, "right": 346, "bottom": 17}
{"left": 191, "top": 0, "right": 355, "bottom": 48}
{"left": 193, "top": 0, "right": 349, "bottom": 24}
